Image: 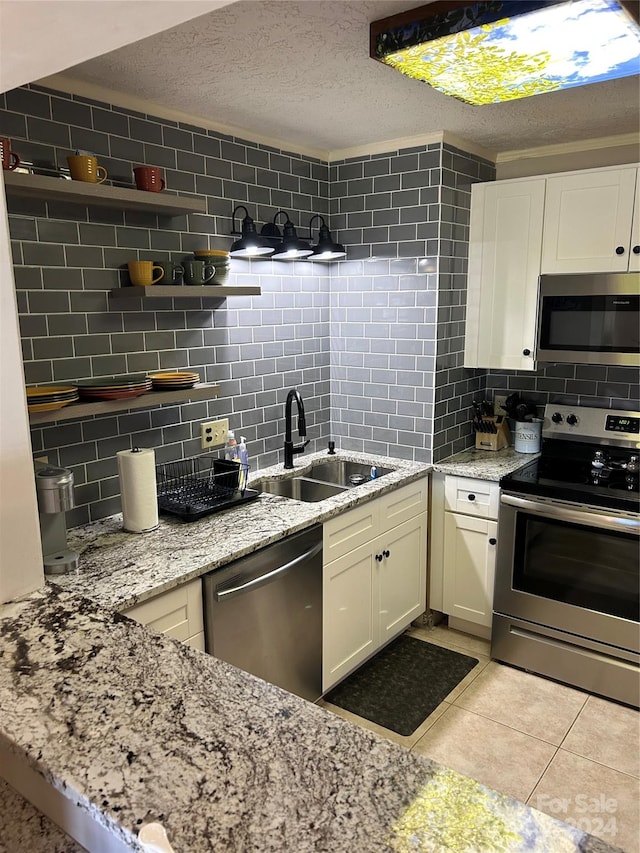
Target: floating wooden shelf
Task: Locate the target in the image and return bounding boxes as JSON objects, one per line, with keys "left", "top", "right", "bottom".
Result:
{"left": 3, "top": 171, "right": 207, "bottom": 216}
{"left": 28, "top": 383, "right": 220, "bottom": 425}
{"left": 109, "top": 285, "right": 261, "bottom": 298}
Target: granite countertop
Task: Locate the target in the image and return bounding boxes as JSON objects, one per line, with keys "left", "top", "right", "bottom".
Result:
{"left": 57, "top": 450, "right": 429, "bottom": 612}
{"left": 0, "top": 585, "right": 619, "bottom": 853}
{"left": 431, "top": 446, "right": 539, "bottom": 481}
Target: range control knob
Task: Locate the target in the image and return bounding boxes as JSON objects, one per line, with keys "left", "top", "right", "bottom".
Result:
{"left": 566, "top": 414, "right": 578, "bottom": 426}
{"left": 551, "top": 412, "right": 563, "bottom": 424}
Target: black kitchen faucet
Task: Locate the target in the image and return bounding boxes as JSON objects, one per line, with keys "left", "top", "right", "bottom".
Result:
{"left": 284, "top": 388, "right": 309, "bottom": 468}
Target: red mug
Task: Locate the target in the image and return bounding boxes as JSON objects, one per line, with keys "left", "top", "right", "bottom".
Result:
{"left": 0, "top": 137, "right": 20, "bottom": 171}
{"left": 133, "top": 165, "right": 165, "bottom": 192}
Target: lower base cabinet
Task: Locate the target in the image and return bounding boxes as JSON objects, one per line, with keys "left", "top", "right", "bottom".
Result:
{"left": 429, "top": 472, "right": 499, "bottom": 636}
{"left": 322, "top": 478, "right": 428, "bottom": 692}
{"left": 121, "top": 578, "right": 205, "bottom": 651}
{"left": 442, "top": 511, "right": 497, "bottom": 627}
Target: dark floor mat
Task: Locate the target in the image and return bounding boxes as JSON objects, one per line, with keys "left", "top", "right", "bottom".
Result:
{"left": 324, "top": 634, "right": 479, "bottom": 736}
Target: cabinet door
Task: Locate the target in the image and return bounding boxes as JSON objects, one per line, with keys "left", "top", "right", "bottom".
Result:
{"left": 377, "top": 515, "right": 427, "bottom": 644}
{"left": 464, "top": 179, "right": 545, "bottom": 371}
{"left": 442, "top": 513, "right": 497, "bottom": 628}
{"left": 323, "top": 542, "right": 377, "bottom": 691}
{"left": 630, "top": 170, "right": 640, "bottom": 273}
{"left": 122, "top": 578, "right": 203, "bottom": 642}
{"left": 541, "top": 168, "right": 637, "bottom": 273}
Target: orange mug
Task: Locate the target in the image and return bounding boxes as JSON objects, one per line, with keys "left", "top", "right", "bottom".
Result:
{"left": 134, "top": 166, "right": 165, "bottom": 192}
{"left": 127, "top": 261, "right": 164, "bottom": 286}
{"left": 0, "top": 137, "right": 20, "bottom": 171}
{"left": 67, "top": 154, "right": 107, "bottom": 184}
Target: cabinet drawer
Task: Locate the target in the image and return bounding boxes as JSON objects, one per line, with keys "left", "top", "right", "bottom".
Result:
{"left": 378, "top": 477, "right": 428, "bottom": 533}
{"left": 444, "top": 476, "right": 499, "bottom": 519}
{"left": 323, "top": 500, "right": 378, "bottom": 563}
{"left": 122, "top": 578, "right": 204, "bottom": 642}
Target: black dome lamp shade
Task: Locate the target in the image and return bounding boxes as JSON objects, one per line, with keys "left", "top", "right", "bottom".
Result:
{"left": 267, "top": 210, "right": 313, "bottom": 260}
{"left": 308, "top": 214, "right": 346, "bottom": 261}
{"left": 229, "top": 205, "right": 274, "bottom": 258}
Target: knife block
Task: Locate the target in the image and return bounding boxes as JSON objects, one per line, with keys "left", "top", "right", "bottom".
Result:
{"left": 475, "top": 417, "right": 511, "bottom": 452}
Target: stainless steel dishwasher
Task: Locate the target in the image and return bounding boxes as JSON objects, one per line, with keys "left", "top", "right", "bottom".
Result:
{"left": 203, "top": 525, "right": 322, "bottom": 702}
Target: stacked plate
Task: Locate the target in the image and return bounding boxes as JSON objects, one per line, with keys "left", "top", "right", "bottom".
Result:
{"left": 193, "top": 249, "right": 230, "bottom": 285}
{"left": 149, "top": 371, "right": 200, "bottom": 391}
{"left": 27, "top": 385, "right": 79, "bottom": 413}
{"left": 75, "top": 374, "right": 152, "bottom": 401}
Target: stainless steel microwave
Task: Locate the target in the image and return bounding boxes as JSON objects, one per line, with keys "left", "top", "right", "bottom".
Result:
{"left": 536, "top": 273, "right": 640, "bottom": 367}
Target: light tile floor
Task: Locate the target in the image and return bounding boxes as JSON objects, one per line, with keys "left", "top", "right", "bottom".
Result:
{"left": 319, "top": 624, "right": 640, "bottom": 853}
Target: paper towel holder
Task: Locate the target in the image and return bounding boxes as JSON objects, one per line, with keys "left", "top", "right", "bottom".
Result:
{"left": 117, "top": 446, "right": 160, "bottom": 534}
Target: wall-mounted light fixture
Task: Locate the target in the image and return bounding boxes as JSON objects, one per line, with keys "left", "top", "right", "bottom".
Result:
{"left": 229, "top": 205, "right": 275, "bottom": 258}
{"left": 307, "top": 215, "right": 346, "bottom": 261}
{"left": 370, "top": 0, "right": 640, "bottom": 106}
{"left": 229, "top": 206, "right": 345, "bottom": 261}
{"left": 260, "top": 210, "right": 313, "bottom": 260}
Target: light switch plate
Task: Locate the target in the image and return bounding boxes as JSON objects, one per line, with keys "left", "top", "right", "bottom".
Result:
{"left": 200, "top": 418, "right": 229, "bottom": 450}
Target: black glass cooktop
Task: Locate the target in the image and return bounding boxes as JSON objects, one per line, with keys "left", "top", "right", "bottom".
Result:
{"left": 501, "top": 440, "right": 640, "bottom": 514}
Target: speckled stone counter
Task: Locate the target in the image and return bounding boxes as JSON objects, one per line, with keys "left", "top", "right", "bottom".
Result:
{"left": 57, "top": 450, "right": 429, "bottom": 612}
{"left": 431, "top": 446, "right": 538, "bottom": 481}
{"left": 0, "top": 586, "right": 620, "bottom": 853}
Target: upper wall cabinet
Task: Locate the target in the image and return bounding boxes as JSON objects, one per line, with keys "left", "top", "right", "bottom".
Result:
{"left": 541, "top": 167, "right": 640, "bottom": 274}
{"left": 464, "top": 163, "right": 640, "bottom": 371}
{"left": 464, "top": 178, "right": 545, "bottom": 372}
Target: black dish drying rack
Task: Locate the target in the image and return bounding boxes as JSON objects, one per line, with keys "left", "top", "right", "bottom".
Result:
{"left": 156, "top": 456, "right": 260, "bottom": 521}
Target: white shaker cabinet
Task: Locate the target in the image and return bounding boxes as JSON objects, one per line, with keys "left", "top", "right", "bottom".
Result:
{"left": 429, "top": 473, "right": 499, "bottom": 638}
{"left": 541, "top": 167, "right": 640, "bottom": 274}
{"left": 464, "top": 178, "right": 545, "bottom": 372}
{"left": 121, "top": 577, "right": 205, "bottom": 651}
{"left": 322, "top": 478, "right": 428, "bottom": 692}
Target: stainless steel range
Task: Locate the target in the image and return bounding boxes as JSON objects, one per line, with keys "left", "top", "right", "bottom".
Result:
{"left": 492, "top": 404, "right": 640, "bottom": 707}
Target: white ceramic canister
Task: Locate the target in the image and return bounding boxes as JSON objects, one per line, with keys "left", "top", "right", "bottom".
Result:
{"left": 513, "top": 418, "right": 543, "bottom": 453}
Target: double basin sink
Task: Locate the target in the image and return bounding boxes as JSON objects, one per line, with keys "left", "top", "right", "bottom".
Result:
{"left": 255, "top": 459, "right": 394, "bottom": 503}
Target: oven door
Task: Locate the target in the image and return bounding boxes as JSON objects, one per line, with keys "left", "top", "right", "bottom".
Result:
{"left": 494, "top": 492, "right": 640, "bottom": 653}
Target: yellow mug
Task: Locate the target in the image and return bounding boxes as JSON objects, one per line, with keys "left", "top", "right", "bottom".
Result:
{"left": 67, "top": 154, "right": 107, "bottom": 184}
{"left": 127, "top": 261, "right": 164, "bottom": 286}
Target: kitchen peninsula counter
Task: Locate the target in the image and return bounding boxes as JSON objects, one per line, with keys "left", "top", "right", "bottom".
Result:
{"left": 0, "top": 584, "right": 619, "bottom": 853}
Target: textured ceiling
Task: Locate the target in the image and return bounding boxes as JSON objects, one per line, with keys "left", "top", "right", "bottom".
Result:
{"left": 58, "top": 0, "right": 640, "bottom": 158}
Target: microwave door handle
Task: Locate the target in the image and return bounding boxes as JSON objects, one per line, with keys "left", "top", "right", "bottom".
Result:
{"left": 500, "top": 493, "right": 640, "bottom": 534}
{"left": 215, "top": 539, "right": 323, "bottom": 601}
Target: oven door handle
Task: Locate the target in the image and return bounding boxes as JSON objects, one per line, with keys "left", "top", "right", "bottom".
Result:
{"left": 500, "top": 493, "right": 640, "bottom": 534}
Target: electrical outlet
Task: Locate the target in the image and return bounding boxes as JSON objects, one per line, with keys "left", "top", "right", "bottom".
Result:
{"left": 200, "top": 418, "right": 229, "bottom": 450}
{"left": 494, "top": 394, "right": 508, "bottom": 415}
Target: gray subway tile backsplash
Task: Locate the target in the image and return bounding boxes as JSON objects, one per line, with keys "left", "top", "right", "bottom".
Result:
{"left": 8, "top": 83, "right": 636, "bottom": 522}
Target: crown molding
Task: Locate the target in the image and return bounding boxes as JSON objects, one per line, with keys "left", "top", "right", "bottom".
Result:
{"left": 36, "top": 74, "right": 330, "bottom": 161}
{"left": 327, "top": 131, "right": 495, "bottom": 162}
{"left": 37, "top": 74, "right": 499, "bottom": 164}
{"left": 327, "top": 132, "right": 444, "bottom": 162}
{"left": 496, "top": 133, "right": 640, "bottom": 163}
{"left": 36, "top": 74, "right": 634, "bottom": 168}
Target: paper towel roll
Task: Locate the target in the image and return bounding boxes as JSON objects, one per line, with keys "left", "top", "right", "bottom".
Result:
{"left": 117, "top": 447, "right": 159, "bottom": 533}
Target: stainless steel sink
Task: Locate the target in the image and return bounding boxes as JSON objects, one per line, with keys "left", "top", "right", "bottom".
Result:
{"left": 255, "top": 477, "right": 347, "bottom": 502}
{"left": 305, "top": 459, "right": 394, "bottom": 487}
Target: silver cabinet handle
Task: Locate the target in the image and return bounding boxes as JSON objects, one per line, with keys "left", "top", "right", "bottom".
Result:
{"left": 500, "top": 493, "right": 640, "bottom": 534}
{"left": 216, "top": 539, "right": 323, "bottom": 600}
